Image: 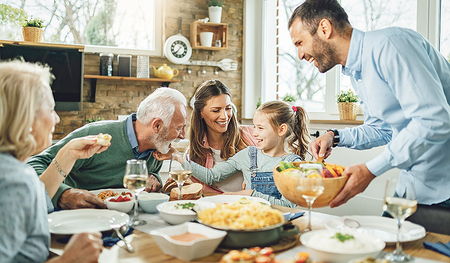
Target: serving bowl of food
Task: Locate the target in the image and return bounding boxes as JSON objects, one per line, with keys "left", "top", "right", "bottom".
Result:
{"left": 197, "top": 199, "right": 299, "bottom": 248}
{"left": 138, "top": 192, "right": 169, "bottom": 213}
{"left": 149, "top": 222, "right": 227, "bottom": 261}
{"left": 300, "top": 229, "right": 385, "bottom": 263}
{"left": 156, "top": 200, "right": 216, "bottom": 225}
{"left": 105, "top": 194, "right": 134, "bottom": 213}
{"left": 273, "top": 161, "right": 348, "bottom": 208}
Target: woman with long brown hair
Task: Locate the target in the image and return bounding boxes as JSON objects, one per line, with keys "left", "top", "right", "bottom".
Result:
{"left": 188, "top": 80, "right": 256, "bottom": 194}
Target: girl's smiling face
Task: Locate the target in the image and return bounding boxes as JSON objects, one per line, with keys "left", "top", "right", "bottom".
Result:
{"left": 252, "top": 112, "right": 285, "bottom": 156}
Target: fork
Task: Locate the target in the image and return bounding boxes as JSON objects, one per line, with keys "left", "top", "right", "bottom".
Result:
{"left": 111, "top": 224, "right": 134, "bottom": 253}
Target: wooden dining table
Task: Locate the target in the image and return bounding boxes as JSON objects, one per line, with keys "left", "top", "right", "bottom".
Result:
{"left": 50, "top": 205, "right": 450, "bottom": 263}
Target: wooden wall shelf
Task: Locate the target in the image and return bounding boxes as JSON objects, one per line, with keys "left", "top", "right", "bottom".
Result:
{"left": 84, "top": 75, "right": 179, "bottom": 102}
{"left": 190, "top": 21, "right": 227, "bottom": 50}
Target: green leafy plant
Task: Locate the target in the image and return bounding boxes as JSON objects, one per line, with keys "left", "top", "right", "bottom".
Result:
{"left": 337, "top": 90, "right": 359, "bottom": 104}
{"left": 86, "top": 117, "right": 105, "bottom": 123}
{"left": 208, "top": 0, "right": 224, "bottom": 7}
{"left": 256, "top": 97, "right": 261, "bottom": 109}
{"left": 22, "top": 16, "right": 45, "bottom": 28}
{"left": 282, "top": 93, "right": 297, "bottom": 102}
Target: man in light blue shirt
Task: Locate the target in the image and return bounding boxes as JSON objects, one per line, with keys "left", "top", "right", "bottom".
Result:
{"left": 289, "top": 0, "right": 450, "bottom": 207}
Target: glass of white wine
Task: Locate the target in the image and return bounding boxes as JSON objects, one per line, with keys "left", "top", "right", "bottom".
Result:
{"left": 383, "top": 177, "right": 417, "bottom": 262}
{"left": 123, "top": 159, "right": 148, "bottom": 226}
{"left": 296, "top": 163, "right": 324, "bottom": 232}
{"left": 168, "top": 158, "right": 192, "bottom": 200}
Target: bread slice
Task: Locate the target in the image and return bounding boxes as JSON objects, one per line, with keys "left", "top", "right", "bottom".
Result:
{"left": 162, "top": 177, "right": 194, "bottom": 194}
{"left": 169, "top": 183, "right": 203, "bottom": 201}
{"left": 95, "top": 133, "right": 112, "bottom": 146}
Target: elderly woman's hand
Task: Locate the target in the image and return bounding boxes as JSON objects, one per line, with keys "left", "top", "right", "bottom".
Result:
{"left": 64, "top": 135, "right": 110, "bottom": 161}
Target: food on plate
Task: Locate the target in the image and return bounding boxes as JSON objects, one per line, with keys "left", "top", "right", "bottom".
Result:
{"left": 97, "top": 190, "right": 132, "bottom": 202}
{"left": 157, "top": 201, "right": 213, "bottom": 215}
{"left": 220, "top": 247, "right": 315, "bottom": 263}
{"left": 352, "top": 257, "right": 390, "bottom": 263}
{"left": 304, "top": 231, "right": 381, "bottom": 254}
{"left": 170, "top": 232, "right": 207, "bottom": 242}
{"left": 162, "top": 177, "right": 194, "bottom": 193}
{"left": 198, "top": 199, "right": 283, "bottom": 229}
{"left": 169, "top": 183, "right": 203, "bottom": 201}
{"left": 277, "top": 161, "right": 345, "bottom": 178}
{"left": 95, "top": 133, "right": 112, "bottom": 146}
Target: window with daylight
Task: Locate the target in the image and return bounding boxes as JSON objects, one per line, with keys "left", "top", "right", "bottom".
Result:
{"left": 276, "top": 0, "right": 444, "bottom": 120}
{"left": 0, "top": 0, "right": 163, "bottom": 56}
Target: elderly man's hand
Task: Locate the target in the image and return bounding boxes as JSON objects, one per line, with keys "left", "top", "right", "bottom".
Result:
{"left": 144, "top": 175, "right": 162, "bottom": 192}
{"left": 58, "top": 189, "right": 106, "bottom": 210}
{"left": 329, "top": 164, "right": 375, "bottom": 208}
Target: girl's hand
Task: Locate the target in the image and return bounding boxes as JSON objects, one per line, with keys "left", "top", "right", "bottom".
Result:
{"left": 153, "top": 147, "right": 182, "bottom": 162}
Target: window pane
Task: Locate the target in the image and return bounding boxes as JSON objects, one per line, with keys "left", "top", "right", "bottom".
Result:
{"left": 440, "top": 0, "right": 450, "bottom": 60}
{"left": 340, "top": 0, "right": 417, "bottom": 93}
{"left": 278, "top": 0, "right": 326, "bottom": 112}
{"left": 0, "top": 0, "right": 157, "bottom": 51}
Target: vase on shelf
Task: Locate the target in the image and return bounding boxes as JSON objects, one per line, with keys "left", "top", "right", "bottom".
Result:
{"left": 209, "top": 6, "right": 222, "bottom": 23}
{"left": 338, "top": 102, "right": 357, "bottom": 120}
{"left": 22, "top": 27, "right": 43, "bottom": 42}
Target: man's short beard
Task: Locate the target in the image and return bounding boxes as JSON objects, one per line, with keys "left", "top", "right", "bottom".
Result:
{"left": 151, "top": 127, "right": 179, "bottom": 154}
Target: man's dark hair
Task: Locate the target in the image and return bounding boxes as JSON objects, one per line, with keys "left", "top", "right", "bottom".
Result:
{"left": 288, "top": 0, "right": 351, "bottom": 36}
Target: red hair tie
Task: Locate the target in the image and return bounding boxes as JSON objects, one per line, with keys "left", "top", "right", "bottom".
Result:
{"left": 292, "top": 106, "right": 297, "bottom": 112}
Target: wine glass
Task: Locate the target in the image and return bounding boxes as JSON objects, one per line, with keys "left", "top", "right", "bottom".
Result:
{"left": 296, "top": 163, "right": 324, "bottom": 232}
{"left": 168, "top": 155, "right": 192, "bottom": 200}
{"left": 123, "top": 159, "right": 148, "bottom": 226}
{"left": 383, "top": 177, "right": 417, "bottom": 262}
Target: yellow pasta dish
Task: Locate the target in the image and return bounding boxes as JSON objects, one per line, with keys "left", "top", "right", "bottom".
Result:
{"left": 198, "top": 198, "right": 284, "bottom": 230}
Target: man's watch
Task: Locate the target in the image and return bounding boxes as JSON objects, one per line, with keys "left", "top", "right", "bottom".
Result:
{"left": 327, "top": 129, "right": 340, "bottom": 148}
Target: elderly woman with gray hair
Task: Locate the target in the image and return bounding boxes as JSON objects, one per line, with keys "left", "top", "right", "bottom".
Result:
{"left": 0, "top": 60, "right": 106, "bottom": 262}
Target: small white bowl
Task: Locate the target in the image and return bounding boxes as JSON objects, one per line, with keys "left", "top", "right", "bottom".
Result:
{"left": 105, "top": 196, "right": 134, "bottom": 213}
{"left": 138, "top": 192, "right": 169, "bottom": 213}
{"left": 156, "top": 200, "right": 216, "bottom": 225}
{"left": 300, "top": 229, "right": 385, "bottom": 263}
{"left": 150, "top": 222, "right": 227, "bottom": 261}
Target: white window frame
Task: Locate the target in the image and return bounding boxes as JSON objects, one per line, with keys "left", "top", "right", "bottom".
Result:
{"left": 83, "top": 0, "right": 164, "bottom": 56}
{"left": 243, "top": 0, "right": 442, "bottom": 120}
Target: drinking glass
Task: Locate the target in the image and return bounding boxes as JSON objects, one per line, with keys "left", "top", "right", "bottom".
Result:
{"left": 168, "top": 156, "right": 192, "bottom": 200}
{"left": 296, "top": 163, "right": 324, "bottom": 232}
{"left": 123, "top": 159, "right": 148, "bottom": 226}
{"left": 383, "top": 177, "right": 417, "bottom": 262}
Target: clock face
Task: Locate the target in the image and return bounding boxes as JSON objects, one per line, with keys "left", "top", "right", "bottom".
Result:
{"left": 171, "top": 40, "right": 188, "bottom": 58}
{"left": 164, "top": 35, "right": 192, "bottom": 64}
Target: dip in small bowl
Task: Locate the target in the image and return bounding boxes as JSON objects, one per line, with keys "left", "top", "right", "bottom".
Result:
{"left": 300, "top": 229, "right": 385, "bottom": 263}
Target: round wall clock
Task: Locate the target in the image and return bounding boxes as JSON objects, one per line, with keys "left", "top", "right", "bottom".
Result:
{"left": 163, "top": 18, "right": 192, "bottom": 64}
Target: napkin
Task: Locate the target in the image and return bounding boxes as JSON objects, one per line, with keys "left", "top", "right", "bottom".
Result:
{"left": 423, "top": 241, "right": 450, "bottom": 257}
{"left": 56, "top": 227, "right": 134, "bottom": 247}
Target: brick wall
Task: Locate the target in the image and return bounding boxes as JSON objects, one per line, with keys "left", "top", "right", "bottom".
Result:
{"left": 54, "top": 0, "right": 244, "bottom": 139}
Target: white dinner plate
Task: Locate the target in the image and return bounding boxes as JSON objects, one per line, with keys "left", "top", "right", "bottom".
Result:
{"left": 199, "top": 194, "right": 271, "bottom": 206}
{"left": 325, "top": 215, "right": 426, "bottom": 244}
{"left": 90, "top": 188, "right": 133, "bottom": 198}
{"left": 48, "top": 209, "right": 129, "bottom": 234}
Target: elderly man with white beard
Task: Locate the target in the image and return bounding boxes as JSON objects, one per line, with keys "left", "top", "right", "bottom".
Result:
{"left": 27, "top": 88, "right": 187, "bottom": 210}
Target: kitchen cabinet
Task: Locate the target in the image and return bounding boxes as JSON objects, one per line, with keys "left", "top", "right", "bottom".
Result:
{"left": 190, "top": 21, "right": 227, "bottom": 50}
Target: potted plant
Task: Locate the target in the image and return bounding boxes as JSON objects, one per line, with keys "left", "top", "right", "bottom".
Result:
{"left": 282, "top": 93, "right": 297, "bottom": 105}
{"left": 336, "top": 90, "right": 359, "bottom": 120}
{"left": 208, "top": 0, "right": 223, "bottom": 23}
{"left": 22, "top": 17, "right": 45, "bottom": 42}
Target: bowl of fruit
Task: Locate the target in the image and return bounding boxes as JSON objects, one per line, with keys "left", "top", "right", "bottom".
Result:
{"left": 273, "top": 161, "right": 348, "bottom": 208}
{"left": 105, "top": 193, "right": 134, "bottom": 213}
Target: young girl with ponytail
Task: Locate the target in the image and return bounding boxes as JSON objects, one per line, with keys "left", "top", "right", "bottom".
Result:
{"left": 155, "top": 101, "right": 310, "bottom": 207}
